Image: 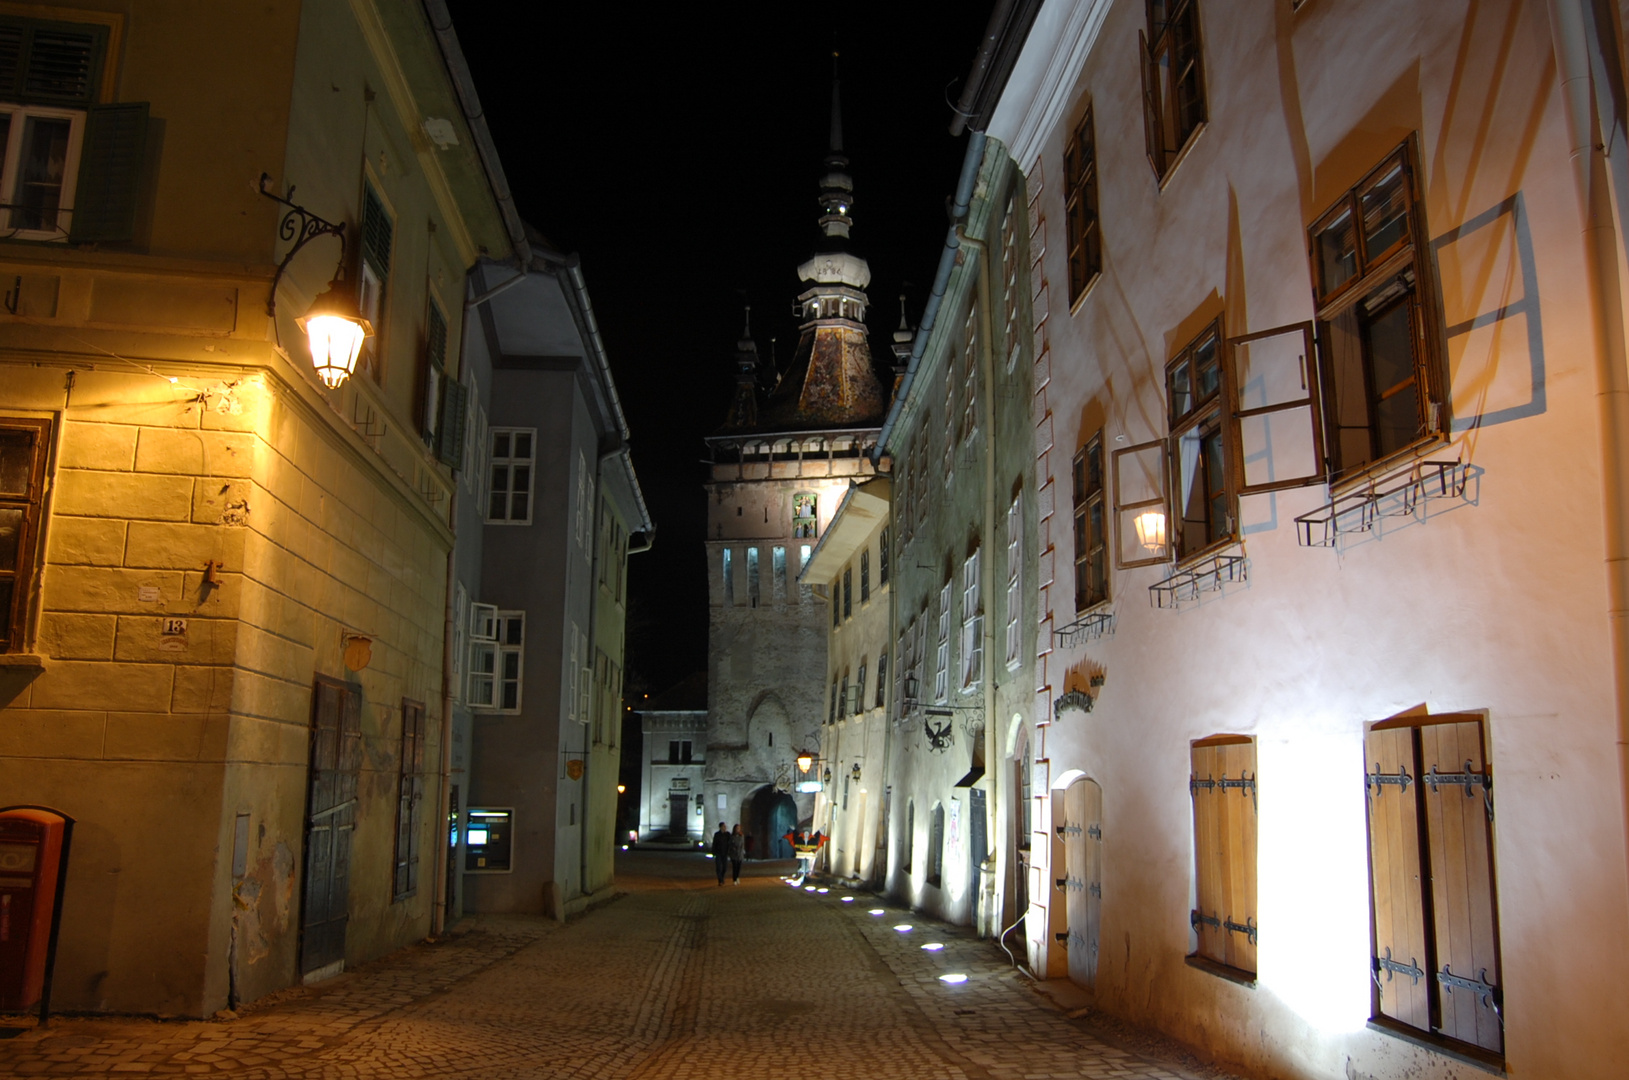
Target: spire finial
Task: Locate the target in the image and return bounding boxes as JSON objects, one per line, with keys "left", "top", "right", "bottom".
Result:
{"left": 743, "top": 304, "right": 752, "bottom": 339}
{"left": 829, "top": 51, "right": 843, "bottom": 153}
{"left": 897, "top": 294, "right": 908, "bottom": 330}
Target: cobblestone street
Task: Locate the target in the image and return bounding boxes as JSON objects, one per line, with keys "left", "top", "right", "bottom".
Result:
{"left": 0, "top": 852, "right": 1232, "bottom": 1079}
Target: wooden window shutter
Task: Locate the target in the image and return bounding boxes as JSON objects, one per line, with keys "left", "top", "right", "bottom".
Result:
{"left": 0, "top": 18, "right": 106, "bottom": 106}
{"left": 1418, "top": 718, "right": 1502, "bottom": 1052}
{"left": 69, "top": 103, "right": 148, "bottom": 245}
{"left": 1189, "top": 741, "right": 1225, "bottom": 964}
{"left": 1191, "top": 735, "right": 1257, "bottom": 974}
{"left": 362, "top": 185, "right": 393, "bottom": 281}
{"left": 1364, "top": 723, "right": 1433, "bottom": 1032}
{"left": 437, "top": 379, "right": 468, "bottom": 469}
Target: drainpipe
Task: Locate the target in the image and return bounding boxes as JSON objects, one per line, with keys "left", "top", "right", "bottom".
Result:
{"left": 956, "top": 209, "right": 1001, "bottom": 940}
{"left": 432, "top": 489, "right": 457, "bottom": 938}
{"left": 1547, "top": 0, "right": 1629, "bottom": 900}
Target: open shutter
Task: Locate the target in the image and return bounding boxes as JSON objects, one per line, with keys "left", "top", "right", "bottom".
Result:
{"left": 1419, "top": 717, "right": 1502, "bottom": 1053}
{"left": 69, "top": 102, "right": 148, "bottom": 244}
{"left": 1227, "top": 322, "right": 1326, "bottom": 494}
{"left": 1364, "top": 724, "right": 1431, "bottom": 1032}
{"left": 437, "top": 379, "right": 468, "bottom": 468}
{"left": 1139, "top": 30, "right": 1161, "bottom": 178}
{"left": 1215, "top": 738, "right": 1258, "bottom": 973}
{"left": 1112, "top": 438, "right": 1168, "bottom": 568}
{"left": 1189, "top": 742, "right": 1226, "bottom": 963}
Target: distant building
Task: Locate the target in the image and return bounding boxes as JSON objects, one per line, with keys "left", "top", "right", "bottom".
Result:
{"left": 636, "top": 673, "right": 708, "bottom": 842}
{"left": 702, "top": 75, "right": 886, "bottom": 858}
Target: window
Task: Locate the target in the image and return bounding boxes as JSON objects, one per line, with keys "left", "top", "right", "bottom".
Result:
{"left": 0, "top": 19, "right": 148, "bottom": 245}
{"left": 830, "top": 678, "right": 840, "bottom": 724}
{"left": 1365, "top": 714, "right": 1502, "bottom": 1057}
{"left": 1064, "top": 105, "right": 1101, "bottom": 302}
{"left": 577, "top": 636, "right": 592, "bottom": 725}
{"left": 961, "top": 549, "right": 983, "bottom": 689}
{"left": 772, "top": 545, "right": 787, "bottom": 601}
{"left": 1188, "top": 735, "right": 1257, "bottom": 978}
{"left": 668, "top": 740, "right": 680, "bottom": 764}
{"left": 799, "top": 544, "right": 812, "bottom": 603}
{"left": 575, "top": 451, "right": 595, "bottom": 553}
{"left": 468, "top": 609, "right": 522, "bottom": 713}
{"left": 838, "top": 672, "right": 849, "bottom": 721}
{"left": 486, "top": 429, "right": 535, "bottom": 523}
{"left": 927, "top": 803, "right": 946, "bottom": 887}
{"left": 357, "top": 181, "right": 393, "bottom": 380}
{"left": 860, "top": 549, "right": 871, "bottom": 603}
{"left": 0, "top": 418, "right": 50, "bottom": 651}
{"left": 1001, "top": 194, "right": 1023, "bottom": 367}
{"left": 878, "top": 528, "right": 890, "bottom": 586}
{"left": 854, "top": 660, "right": 867, "bottom": 715}
{"left": 747, "top": 546, "right": 760, "bottom": 607}
{"left": 960, "top": 306, "right": 978, "bottom": 443}
{"left": 943, "top": 364, "right": 956, "bottom": 485}
{"left": 1074, "top": 434, "right": 1107, "bottom": 609}
{"left": 1140, "top": 0, "right": 1207, "bottom": 181}
{"left": 793, "top": 492, "right": 818, "bottom": 538}
{"left": 875, "top": 651, "right": 888, "bottom": 709}
{"left": 842, "top": 566, "right": 852, "bottom": 619}
{"left": 1310, "top": 145, "right": 1444, "bottom": 479}
{"left": 722, "top": 548, "right": 734, "bottom": 606}
{"left": 933, "top": 579, "right": 952, "bottom": 702}
{"left": 418, "top": 300, "right": 465, "bottom": 467}
{"left": 393, "top": 700, "right": 426, "bottom": 899}
{"left": 451, "top": 582, "right": 467, "bottom": 704}
{"left": 1005, "top": 497, "right": 1023, "bottom": 669}
{"left": 462, "top": 379, "right": 488, "bottom": 501}
{"left": 1167, "top": 321, "right": 1231, "bottom": 560}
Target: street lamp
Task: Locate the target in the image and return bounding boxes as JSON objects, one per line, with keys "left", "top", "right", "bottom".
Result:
{"left": 1134, "top": 509, "right": 1167, "bottom": 554}
{"left": 796, "top": 751, "right": 815, "bottom": 774}
{"left": 297, "top": 282, "right": 372, "bottom": 389}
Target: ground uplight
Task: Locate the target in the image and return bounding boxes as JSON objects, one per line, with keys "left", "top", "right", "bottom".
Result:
{"left": 869, "top": 908, "right": 885, "bottom": 915}
{"left": 841, "top": 896, "right": 855, "bottom": 903}
{"left": 938, "top": 973, "right": 968, "bottom": 985}
{"left": 921, "top": 942, "right": 944, "bottom": 951}
{"left": 804, "top": 885, "right": 817, "bottom": 892}
{"left": 893, "top": 924, "right": 913, "bottom": 932}
{"left": 816, "top": 887, "right": 829, "bottom": 893}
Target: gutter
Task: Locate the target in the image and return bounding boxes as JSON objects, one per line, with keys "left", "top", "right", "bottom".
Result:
{"left": 1547, "top": 0, "right": 1629, "bottom": 915}
{"left": 950, "top": 0, "right": 1019, "bottom": 136}
{"left": 420, "top": 0, "right": 532, "bottom": 266}
{"left": 872, "top": 132, "right": 988, "bottom": 463}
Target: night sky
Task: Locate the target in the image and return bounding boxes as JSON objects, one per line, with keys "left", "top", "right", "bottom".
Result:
{"left": 449, "top": 4, "right": 994, "bottom": 696}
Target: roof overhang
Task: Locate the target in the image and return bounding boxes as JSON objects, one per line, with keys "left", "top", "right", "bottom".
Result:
{"left": 799, "top": 476, "right": 892, "bottom": 585}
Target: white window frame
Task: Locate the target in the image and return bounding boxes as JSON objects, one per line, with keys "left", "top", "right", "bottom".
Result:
{"left": 452, "top": 582, "right": 468, "bottom": 704}
{"left": 575, "top": 450, "right": 595, "bottom": 554}
{"left": 961, "top": 549, "right": 983, "bottom": 689}
{"left": 466, "top": 602, "right": 499, "bottom": 707}
{"left": 934, "top": 581, "right": 952, "bottom": 703}
{"left": 493, "top": 611, "right": 524, "bottom": 713}
{"left": 486, "top": 428, "right": 536, "bottom": 524}
{"left": 0, "top": 104, "right": 86, "bottom": 241}
{"left": 1005, "top": 498, "right": 1022, "bottom": 669}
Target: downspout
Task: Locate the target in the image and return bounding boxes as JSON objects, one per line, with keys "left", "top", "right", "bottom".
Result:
{"left": 956, "top": 211, "right": 1001, "bottom": 940}
{"left": 1548, "top": 0, "right": 1629, "bottom": 900}
{"left": 873, "top": 133, "right": 988, "bottom": 462}
{"left": 432, "top": 489, "right": 457, "bottom": 938}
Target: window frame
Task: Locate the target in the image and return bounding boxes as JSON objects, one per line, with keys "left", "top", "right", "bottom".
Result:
{"left": 1063, "top": 104, "right": 1102, "bottom": 304}
{"left": 933, "top": 580, "right": 952, "bottom": 703}
{"left": 1306, "top": 141, "right": 1448, "bottom": 485}
{"left": 0, "top": 103, "right": 86, "bottom": 240}
{"left": 356, "top": 177, "right": 394, "bottom": 382}
{"left": 1165, "top": 319, "right": 1236, "bottom": 564}
{"left": 1005, "top": 498, "right": 1023, "bottom": 670}
{"left": 961, "top": 549, "right": 983, "bottom": 690}
{"left": 0, "top": 416, "right": 51, "bottom": 652}
{"left": 466, "top": 602, "right": 498, "bottom": 708}
{"left": 1140, "top": 0, "right": 1209, "bottom": 184}
{"left": 1073, "top": 433, "right": 1109, "bottom": 610}
{"left": 485, "top": 428, "right": 536, "bottom": 525}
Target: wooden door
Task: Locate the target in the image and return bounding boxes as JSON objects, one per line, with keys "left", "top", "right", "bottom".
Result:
{"left": 300, "top": 679, "right": 362, "bottom": 974}
{"left": 668, "top": 794, "right": 688, "bottom": 836}
{"left": 1063, "top": 778, "right": 1102, "bottom": 988}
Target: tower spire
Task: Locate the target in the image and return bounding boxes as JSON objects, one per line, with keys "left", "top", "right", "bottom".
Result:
{"left": 829, "top": 51, "right": 843, "bottom": 153}
{"left": 817, "top": 51, "right": 854, "bottom": 245}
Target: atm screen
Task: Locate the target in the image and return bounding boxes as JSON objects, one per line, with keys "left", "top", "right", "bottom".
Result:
{"left": 466, "top": 829, "right": 488, "bottom": 845}
{"left": 464, "top": 809, "right": 513, "bottom": 872}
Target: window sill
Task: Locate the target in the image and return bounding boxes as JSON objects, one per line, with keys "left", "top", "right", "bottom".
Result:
{"left": 0, "top": 652, "right": 46, "bottom": 707}
{"left": 1068, "top": 270, "right": 1102, "bottom": 316}
{"left": 1156, "top": 122, "right": 1208, "bottom": 192}
{"left": 1184, "top": 954, "right": 1256, "bottom": 987}
{"left": 1327, "top": 433, "right": 1451, "bottom": 499}
{"left": 1365, "top": 1018, "right": 1504, "bottom": 1075}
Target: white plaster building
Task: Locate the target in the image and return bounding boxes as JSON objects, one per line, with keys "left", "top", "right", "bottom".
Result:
{"left": 637, "top": 673, "right": 708, "bottom": 842}
{"left": 969, "top": 1, "right": 1629, "bottom": 1077}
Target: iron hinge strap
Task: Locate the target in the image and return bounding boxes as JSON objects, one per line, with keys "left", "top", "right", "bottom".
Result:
{"left": 1366, "top": 763, "right": 1413, "bottom": 796}
{"left": 1190, "top": 910, "right": 1220, "bottom": 931}
{"left": 1087, "top": 824, "right": 1102, "bottom": 840}
{"left": 1438, "top": 965, "right": 1501, "bottom": 1011}
{"left": 1223, "top": 916, "right": 1257, "bottom": 944}
{"left": 1374, "top": 947, "right": 1425, "bottom": 985}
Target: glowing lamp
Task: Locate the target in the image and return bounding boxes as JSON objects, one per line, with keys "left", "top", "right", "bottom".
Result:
{"left": 296, "top": 280, "right": 373, "bottom": 389}
{"left": 796, "top": 751, "right": 815, "bottom": 774}
{"left": 616, "top": 784, "right": 627, "bottom": 794}
{"left": 1134, "top": 509, "right": 1167, "bottom": 554}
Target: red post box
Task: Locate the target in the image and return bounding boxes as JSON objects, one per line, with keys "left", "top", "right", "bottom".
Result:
{"left": 0, "top": 807, "right": 72, "bottom": 1016}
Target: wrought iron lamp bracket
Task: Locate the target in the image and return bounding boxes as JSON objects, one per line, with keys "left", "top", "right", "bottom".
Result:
{"left": 259, "top": 173, "right": 349, "bottom": 319}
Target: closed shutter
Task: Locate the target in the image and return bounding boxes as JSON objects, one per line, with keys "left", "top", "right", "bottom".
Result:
{"left": 0, "top": 18, "right": 106, "bottom": 106}
{"left": 1419, "top": 719, "right": 1501, "bottom": 1052}
{"left": 1364, "top": 723, "right": 1433, "bottom": 1032}
{"left": 1191, "top": 735, "right": 1257, "bottom": 974}
{"left": 438, "top": 379, "right": 469, "bottom": 468}
{"left": 362, "top": 184, "right": 393, "bottom": 281}
{"left": 69, "top": 102, "right": 148, "bottom": 244}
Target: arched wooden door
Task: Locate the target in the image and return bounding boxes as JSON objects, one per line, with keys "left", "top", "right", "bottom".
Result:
{"left": 1063, "top": 777, "right": 1103, "bottom": 989}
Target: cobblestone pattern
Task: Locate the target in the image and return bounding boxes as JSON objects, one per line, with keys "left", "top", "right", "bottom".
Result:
{"left": 0, "top": 856, "right": 1231, "bottom": 1079}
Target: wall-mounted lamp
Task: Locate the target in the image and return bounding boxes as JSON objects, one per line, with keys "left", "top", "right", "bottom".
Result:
{"left": 1134, "top": 510, "right": 1167, "bottom": 554}
{"left": 616, "top": 784, "right": 627, "bottom": 795}
{"left": 796, "top": 751, "right": 815, "bottom": 774}
{"left": 851, "top": 763, "right": 862, "bottom": 784}
{"left": 822, "top": 766, "right": 832, "bottom": 784}
{"left": 259, "top": 174, "right": 373, "bottom": 390}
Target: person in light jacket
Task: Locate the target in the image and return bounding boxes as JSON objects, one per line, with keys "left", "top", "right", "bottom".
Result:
{"left": 711, "top": 822, "right": 730, "bottom": 885}
{"left": 729, "top": 823, "right": 745, "bottom": 884}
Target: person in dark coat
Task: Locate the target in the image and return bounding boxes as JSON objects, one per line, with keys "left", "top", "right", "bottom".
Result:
{"left": 711, "top": 822, "right": 730, "bottom": 885}
{"left": 729, "top": 823, "right": 745, "bottom": 884}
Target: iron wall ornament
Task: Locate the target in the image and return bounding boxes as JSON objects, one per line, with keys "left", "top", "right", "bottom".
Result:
{"left": 923, "top": 716, "right": 954, "bottom": 752}
{"left": 259, "top": 173, "right": 348, "bottom": 321}
{"left": 1053, "top": 688, "right": 1093, "bottom": 719}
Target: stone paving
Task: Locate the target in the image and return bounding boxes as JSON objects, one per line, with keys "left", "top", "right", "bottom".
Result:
{"left": 0, "top": 851, "right": 1238, "bottom": 1079}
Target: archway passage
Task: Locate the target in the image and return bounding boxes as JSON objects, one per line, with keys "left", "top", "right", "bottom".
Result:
{"left": 746, "top": 786, "right": 797, "bottom": 859}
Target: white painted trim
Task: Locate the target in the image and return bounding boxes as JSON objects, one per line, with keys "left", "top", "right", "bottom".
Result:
{"left": 987, "top": 0, "right": 1113, "bottom": 173}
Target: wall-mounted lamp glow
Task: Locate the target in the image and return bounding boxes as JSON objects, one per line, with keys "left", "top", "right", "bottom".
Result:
{"left": 616, "top": 784, "right": 627, "bottom": 794}
{"left": 1134, "top": 509, "right": 1167, "bottom": 553}
{"left": 297, "top": 282, "right": 373, "bottom": 389}
{"left": 796, "top": 751, "right": 815, "bottom": 774}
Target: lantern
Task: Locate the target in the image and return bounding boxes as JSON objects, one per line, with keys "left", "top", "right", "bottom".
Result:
{"left": 1134, "top": 509, "right": 1167, "bottom": 554}
{"left": 296, "top": 280, "right": 373, "bottom": 389}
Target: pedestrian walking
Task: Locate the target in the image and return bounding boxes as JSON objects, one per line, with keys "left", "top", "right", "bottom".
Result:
{"left": 729, "top": 823, "right": 745, "bottom": 884}
{"left": 711, "top": 822, "right": 730, "bottom": 885}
